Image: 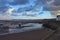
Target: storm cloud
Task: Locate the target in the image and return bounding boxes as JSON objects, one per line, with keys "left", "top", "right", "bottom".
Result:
{"left": 0, "top": 0, "right": 60, "bottom": 20}
{"left": 43, "top": 0, "right": 60, "bottom": 11}
{"left": 0, "top": 0, "right": 60, "bottom": 14}
{"left": 9, "top": 0, "right": 29, "bottom": 5}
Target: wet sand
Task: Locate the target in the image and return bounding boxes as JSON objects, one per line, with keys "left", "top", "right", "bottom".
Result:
{"left": 0, "top": 28, "right": 54, "bottom": 40}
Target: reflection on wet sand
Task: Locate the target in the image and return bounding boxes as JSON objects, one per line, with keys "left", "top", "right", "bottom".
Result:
{"left": 0, "top": 23, "right": 44, "bottom": 35}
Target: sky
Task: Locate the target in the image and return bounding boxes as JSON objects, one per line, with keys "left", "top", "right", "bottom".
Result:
{"left": 0, "top": 0, "right": 60, "bottom": 20}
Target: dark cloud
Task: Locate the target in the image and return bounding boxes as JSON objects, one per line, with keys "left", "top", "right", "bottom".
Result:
{"left": 0, "top": 0, "right": 60, "bottom": 14}
{"left": 17, "top": 6, "right": 34, "bottom": 13}
{"left": 9, "top": 0, "right": 51, "bottom": 6}
{"left": 54, "top": 0, "right": 60, "bottom": 6}
{"left": 38, "top": 0, "right": 51, "bottom": 4}
{"left": 10, "top": 0, "right": 28, "bottom": 5}
{"left": 0, "top": 7, "right": 10, "bottom": 14}
{"left": 16, "top": 0, "right": 50, "bottom": 12}
{"left": 0, "top": 0, "right": 10, "bottom": 13}
{"left": 0, "top": 6, "right": 8, "bottom": 11}
{"left": 43, "top": 0, "right": 60, "bottom": 11}
{"left": 43, "top": 6, "right": 60, "bottom": 11}
{"left": 0, "top": 0, "right": 7, "bottom": 7}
